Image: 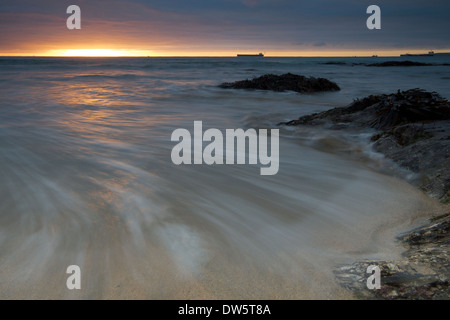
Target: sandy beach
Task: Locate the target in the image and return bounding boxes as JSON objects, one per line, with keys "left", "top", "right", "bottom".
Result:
{"left": 0, "top": 56, "right": 449, "bottom": 299}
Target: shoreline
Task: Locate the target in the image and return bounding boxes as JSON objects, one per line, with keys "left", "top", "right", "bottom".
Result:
{"left": 277, "top": 88, "right": 450, "bottom": 299}
{"left": 1, "top": 66, "right": 449, "bottom": 299}
{"left": 334, "top": 212, "right": 449, "bottom": 299}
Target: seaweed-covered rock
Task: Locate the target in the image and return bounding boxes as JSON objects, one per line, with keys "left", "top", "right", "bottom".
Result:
{"left": 334, "top": 213, "right": 450, "bottom": 300}
{"left": 371, "top": 123, "right": 450, "bottom": 200}
{"left": 279, "top": 89, "right": 450, "bottom": 201}
{"left": 319, "top": 61, "right": 348, "bottom": 65}
{"left": 368, "top": 61, "right": 433, "bottom": 67}
{"left": 219, "top": 73, "right": 340, "bottom": 93}
{"left": 280, "top": 89, "right": 450, "bottom": 130}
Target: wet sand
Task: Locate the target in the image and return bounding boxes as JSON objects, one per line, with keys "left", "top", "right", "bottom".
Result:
{"left": 0, "top": 138, "right": 446, "bottom": 299}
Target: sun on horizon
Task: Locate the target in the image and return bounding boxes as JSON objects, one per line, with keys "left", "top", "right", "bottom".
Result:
{"left": 42, "top": 49, "right": 154, "bottom": 57}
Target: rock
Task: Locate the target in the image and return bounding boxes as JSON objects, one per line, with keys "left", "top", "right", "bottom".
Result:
{"left": 401, "top": 213, "right": 450, "bottom": 247}
{"left": 280, "top": 89, "right": 450, "bottom": 130}
{"left": 319, "top": 62, "right": 365, "bottom": 66}
{"left": 372, "top": 125, "right": 450, "bottom": 200}
{"left": 319, "top": 61, "right": 347, "bottom": 65}
{"left": 370, "top": 125, "right": 434, "bottom": 147}
{"left": 367, "top": 61, "right": 433, "bottom": 67}
{"left": 280, "top": 88, "right": 450, "bottom": 298}
{"left": 320, "top": 61, "right": 447, "bottom": 67}
{"left": 279, "top": 88, "right": 450, "bottom": 201}
{"left": 218, "top": 73, "right": 340, "bottom": 93}
{"left": 334, "top": 213, "right": 450, "bottom": 300}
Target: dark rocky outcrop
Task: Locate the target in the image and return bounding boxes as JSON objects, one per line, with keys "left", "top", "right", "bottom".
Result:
{"left": 279, "top": 88, "right": 450, "bottom": 202}
{"left": 367, "top": 61, "right": 433, "bottom": 67}
{"left": 334, "top": 213, "right": 450, "bottom": 300}
{"left": 281, "top": 89, "right": 450, "bottom": 130}
{"left": 280, "top": 88, "right": 450, "bottom": 299}
{"left": 219, "top": 73, "right": 340, "bottom": 93}
{"left": 319, "top": 61, "right": 348, "bottom": 65}
{"left": 371, "top": 123, "right": 450, "bottom": 201}
{"left": 318, "top": 61, "right": 450, "bottom": 67}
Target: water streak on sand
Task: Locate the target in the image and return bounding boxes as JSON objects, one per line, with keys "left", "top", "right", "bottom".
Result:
{"left": 0, "top": 57, "right": 449, "bottom": 299}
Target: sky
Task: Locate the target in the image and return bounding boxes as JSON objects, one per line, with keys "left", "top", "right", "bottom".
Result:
{"left": 0, "top": 0, "right": 449, "bottom": 56}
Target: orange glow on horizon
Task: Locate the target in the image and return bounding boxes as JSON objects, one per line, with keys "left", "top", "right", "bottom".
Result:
{"left": 1, "top": 48, "right": 449, "bottom": 58}
{"left": 43, "top": 49, "right": 154, "bottom": 57}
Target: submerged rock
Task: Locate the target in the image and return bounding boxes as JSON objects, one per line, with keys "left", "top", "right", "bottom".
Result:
{"left": 279, "top": 88, "right": 450, "bottom": 202}
{"left": 219, "top": 73, "right": 340, "bottom": 93}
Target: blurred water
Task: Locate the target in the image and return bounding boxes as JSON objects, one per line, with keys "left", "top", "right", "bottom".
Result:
{"left": 0, "top": 57, "right": 448, "bottom": 299}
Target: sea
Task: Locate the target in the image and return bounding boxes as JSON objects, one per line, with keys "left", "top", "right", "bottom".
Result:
{"left": 0, "top": 56, "right": 449, "bottom": 299}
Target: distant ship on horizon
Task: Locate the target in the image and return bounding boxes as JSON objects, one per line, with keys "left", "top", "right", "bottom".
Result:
{"left": 237, "top": 53, "right": 264, "bottom": 57}
{"left": 400, "top": 51, "right": 434, "bottom": 57}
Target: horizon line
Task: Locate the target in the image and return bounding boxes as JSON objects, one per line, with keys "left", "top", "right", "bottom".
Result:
{"left": 2, "top": 54, "right": 447, "bottom": 58}
{"left": 2, "top": 49, "right": 449, "bottom": 58}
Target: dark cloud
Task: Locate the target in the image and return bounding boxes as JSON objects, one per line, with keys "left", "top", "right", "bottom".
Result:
{"left": 0, "top": 0, "right": 449, "bottom": 55}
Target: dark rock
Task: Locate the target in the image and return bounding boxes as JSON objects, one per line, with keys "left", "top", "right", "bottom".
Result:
{"left": 371, "top": 124, "right": 450, "bottom": 200}
{"left": 371, "top": 125, "right": 434, "bottom": 147}
{"left": 334, "top": 213, "right": 450, "bottom": 300}
{"left": 401, "top": 213, "right": 450, "bottom": 246}
{"left": 279, "top": 89, "right": 450, "bottom": 201}
{"left": 368, "top": 61, "right": 433, "bottom": 67}
{"left": 280, "top": 89, "right": 450, "bottom": 130}
{"left": 218, "top": 73, "right": 340, "bottom": 93}
{"left": 319, "top": 61, "right": 347, "bottom": 65}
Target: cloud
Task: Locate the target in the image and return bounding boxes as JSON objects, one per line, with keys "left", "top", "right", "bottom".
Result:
{"left": 0, "top": 0, "right": 449, "bottom": 55}
{"left": 241, "top": 0, "right": 285, "bottom": 7}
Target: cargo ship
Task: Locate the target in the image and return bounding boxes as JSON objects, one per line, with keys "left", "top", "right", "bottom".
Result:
{"left": 237, "top": 53, "right": 264, "bottom": 57}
